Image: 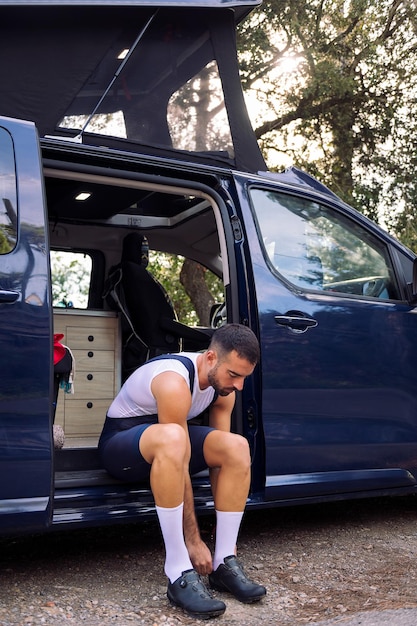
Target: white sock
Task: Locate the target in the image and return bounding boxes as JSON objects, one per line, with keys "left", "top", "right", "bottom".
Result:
{"left": 155, "top": 503, "right": 193, "bottom": 584}
{"left": 213, "top": 510, "right": 243, "bottom": 571}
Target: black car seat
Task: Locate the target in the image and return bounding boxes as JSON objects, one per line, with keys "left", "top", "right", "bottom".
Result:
{"left": 104, "top": 232, "right": 212, "bottom": 380}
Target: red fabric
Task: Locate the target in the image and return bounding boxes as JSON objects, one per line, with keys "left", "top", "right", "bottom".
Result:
{"left": 54, "top": 333, "right": 66, "bottom": 365}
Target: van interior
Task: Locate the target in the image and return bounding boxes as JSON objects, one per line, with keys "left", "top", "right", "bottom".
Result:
{"left": 47, "top": 165, "right": 227, "bottom": 490}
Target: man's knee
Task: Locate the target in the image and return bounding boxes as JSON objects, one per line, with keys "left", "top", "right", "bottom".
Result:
{"left": 228, "top": 433, "right": 250, "bottom": 466}
{"left": 157, "top": 423, "right": 187, "bottom": 453}
{"left": 208, "top": 431, "right": 250, "bottom": 469}
{"left": 142, "top": 423, "right": 187, "bottom": 465}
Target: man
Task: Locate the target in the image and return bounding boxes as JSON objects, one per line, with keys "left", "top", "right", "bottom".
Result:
{"left": 98, "top": 323, "right": 266, "bottom": 619}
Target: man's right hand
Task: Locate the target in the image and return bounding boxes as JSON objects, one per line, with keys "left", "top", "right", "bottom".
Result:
{"left": 186, "top": 536, "right": 213, "bottom": 575}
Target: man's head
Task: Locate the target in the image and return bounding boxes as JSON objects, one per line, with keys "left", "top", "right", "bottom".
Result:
{"left": 209, "top": 324, "right": 260, "bottom": 365}
{"left": 206, "top": 324, "right": 260, "bottom": 396}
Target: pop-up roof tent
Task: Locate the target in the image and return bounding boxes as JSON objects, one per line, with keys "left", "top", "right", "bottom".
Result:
{"left": 0, "top": 0, "right": 266, "bottom": 172}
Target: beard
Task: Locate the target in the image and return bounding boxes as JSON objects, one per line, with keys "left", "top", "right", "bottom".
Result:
{"left": 207, "top": 365, "right": 235, "bottom": 396}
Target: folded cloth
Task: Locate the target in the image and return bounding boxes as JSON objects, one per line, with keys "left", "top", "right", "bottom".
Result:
{"left": 53, "top": 333, "right": 66, "bottom": 365}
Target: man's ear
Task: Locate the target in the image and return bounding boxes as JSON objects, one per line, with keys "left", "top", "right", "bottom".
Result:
{"left": 206, "top": 349, "right": 217, "bottom": 366}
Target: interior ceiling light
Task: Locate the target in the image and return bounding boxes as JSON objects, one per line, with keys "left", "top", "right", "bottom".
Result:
{"left": 117, "top": 48, "right": 130, "bottom": 60}
{"left": 75, "top": 192, "right": 92, "bottom": 201}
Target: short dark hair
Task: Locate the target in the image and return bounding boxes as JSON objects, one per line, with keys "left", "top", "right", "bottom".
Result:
{"left": 209, "top": 323, "right": 260, "bottom": 365}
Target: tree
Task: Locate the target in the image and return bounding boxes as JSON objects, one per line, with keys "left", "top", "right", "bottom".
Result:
{"left": 51, "top": 251, "right": 91, "bottom": 308}
{"left": 237, "top": 0, "right": 417, "bottom": 247}
{"left": 180, "top": 259, "right": 216, "bottom": 326}
{"left": 0, "top": 227, "right": 12, "bottom": 254}
{"left": 147, "top": 253, "right": 223, "bottom": 326}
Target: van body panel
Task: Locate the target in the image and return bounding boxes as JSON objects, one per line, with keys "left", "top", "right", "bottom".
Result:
{"left": 2, "top": 1, "right": 417, "bottom": 535}
{"left": 2, "top": 114, "right": 417, "bottom": 535}
{"left": 0, "top": 117, "right": 53, "bottom": 532}
{"left": 233, "top": 173, "right": 417, "bottom": 500}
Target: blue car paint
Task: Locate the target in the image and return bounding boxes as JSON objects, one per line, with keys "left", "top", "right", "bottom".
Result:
{"left": 0, "top": 119, "right": 53, "bottom": 533}
{"left": 2, "top": 115, "right": 417, "bottom": 535}
{"left": 231, "top": 174, "right": 417, "bottom": 501}
{"left": 1, "top": 1, "right": 417, "bottom": 534}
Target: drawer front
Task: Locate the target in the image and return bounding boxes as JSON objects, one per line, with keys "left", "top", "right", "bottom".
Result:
{"left": 66, "top": 370, "right": 115, "bottom": 399}
{"left": 53, "top": 319, "right": 66, "bottom": 336}
{"left": 64, "top": 399, "right": 110, "bottom": 435}
{"left": 72, "top": 349, "right": 115, "bottom": 371}
{"left": 66, "top": 325, "right": 115, "bottom": 351}
{"left": 53, "top": 312, "right": 120, "bottom": 443}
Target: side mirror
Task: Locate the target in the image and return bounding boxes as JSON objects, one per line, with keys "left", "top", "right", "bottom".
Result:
{"left": 210, "top": 302, "right": 226, "bottom": 328}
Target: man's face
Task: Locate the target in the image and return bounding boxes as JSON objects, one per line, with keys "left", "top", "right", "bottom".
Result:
{"left": 207, "top": 349, "right": 255, "bottom": 396}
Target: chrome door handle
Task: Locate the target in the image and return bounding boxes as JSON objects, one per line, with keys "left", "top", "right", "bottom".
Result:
{"left": 275, "top": 311, "right": 318, "bottom": 333}
{"left": 0, "top": 289, "right": 20, "bottom": 303}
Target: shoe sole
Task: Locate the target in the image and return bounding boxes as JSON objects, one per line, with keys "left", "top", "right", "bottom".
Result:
{"left": 167, "top": 593, "right": 226, "bottom": 619}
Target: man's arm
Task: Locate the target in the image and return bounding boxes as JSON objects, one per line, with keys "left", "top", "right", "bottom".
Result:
{"left": 184, "top": 395, "right": 236, "bottom": 573}
{"left": 183, "top": 473, "right": 213, "bottom": 575}
{"left": 209, "top": 393, "right": 235, "bottom": 431}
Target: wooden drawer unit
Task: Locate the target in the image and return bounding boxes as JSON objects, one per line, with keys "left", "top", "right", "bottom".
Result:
{"left": 54, "top": 310, "right": 121, "bottom": 446}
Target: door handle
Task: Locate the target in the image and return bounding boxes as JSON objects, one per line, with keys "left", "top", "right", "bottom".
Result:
{"left": 0, "top": 289, "right": 20, "bottom": 303}
{"left": 275, "top": 311, "right": 318, "bottom": 333}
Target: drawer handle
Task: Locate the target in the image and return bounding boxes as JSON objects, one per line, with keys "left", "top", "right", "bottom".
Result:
{"left": 87, "top": 402, "right": 93, "bottom": 409}
{"left": 88, "top": 335, "right": 94, "bottom": 342}
{"left": 88, "top": 351, "right": 94, "bottom": 358}
{"left": 87, "top": 374, "right": 93, "bottom": 381}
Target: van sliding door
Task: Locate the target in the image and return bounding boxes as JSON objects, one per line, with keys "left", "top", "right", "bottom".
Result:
{"left": 0, "top": 117, "right": 53, "bottom": 533}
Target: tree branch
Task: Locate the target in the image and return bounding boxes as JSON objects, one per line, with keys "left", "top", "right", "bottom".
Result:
{"left": 254, "top": 94, "right": 358, "bottom": 138}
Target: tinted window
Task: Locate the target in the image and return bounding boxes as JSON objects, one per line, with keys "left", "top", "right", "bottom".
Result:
{"left": 250, "top": 189, "right": 400, "bottom": 300}
{"left": 0, "top": 127, "right": 17, "bottom": 254}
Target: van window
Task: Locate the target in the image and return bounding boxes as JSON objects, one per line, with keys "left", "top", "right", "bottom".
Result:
{"left": 57, "top": 9, "right": 234, "bottom": 160}
{"left": 167, "top": 60, "right": 232, "bottom": 155}
{"left": 51, "top": 250, "right": 92, "bottom": 308}
{"left": 0, "top": 127, "right": 17, "bottom": 254}
{"left": 148, "top": 252, "right": 224, "bottom": 326}
{"left": 250, "top": 189, "right": 400, "bottom": 300}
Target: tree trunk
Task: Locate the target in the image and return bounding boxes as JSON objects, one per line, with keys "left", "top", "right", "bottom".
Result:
{"left": 329, "top": 99, "right": 355, "bottom": 203}
{"left": 180, "top": 259, "right": 215, "bottom": 326}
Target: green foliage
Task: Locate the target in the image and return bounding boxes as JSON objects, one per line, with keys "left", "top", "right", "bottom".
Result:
{"left": 237, "top": 0, "right": 417, "bottom": 248}
{"left": 0, "top": 227, "right": 14, "bottom": 253}
{"left": 51, "top": 251, "right": 92, "bottom": 308}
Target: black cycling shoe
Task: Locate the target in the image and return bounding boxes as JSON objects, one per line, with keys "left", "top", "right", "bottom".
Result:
{"left": 167, "top": 569, "right": 226, "bottom": 620}
{"left": 209, "top": 556, "right": 267, "bottom": 604}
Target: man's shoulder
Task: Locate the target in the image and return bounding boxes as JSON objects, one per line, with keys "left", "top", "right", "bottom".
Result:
{"left": 142, "top": 353, "right": 197, "bottom": 391}
{"left": 145, "top": 352, "right": 197, "bottom": 369}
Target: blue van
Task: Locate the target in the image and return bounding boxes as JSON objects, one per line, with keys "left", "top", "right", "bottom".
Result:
{"left": 1, "top": 0, "right": 417, "bottom": 535}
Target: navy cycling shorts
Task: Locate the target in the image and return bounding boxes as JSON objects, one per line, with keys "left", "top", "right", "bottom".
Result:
{"left": 98, "top": 414, "right": 214, "bottom": 482}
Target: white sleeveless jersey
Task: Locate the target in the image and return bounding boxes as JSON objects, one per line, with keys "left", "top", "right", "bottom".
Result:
{"left": 107, "top": 352, "right": 215, "bottom": 420}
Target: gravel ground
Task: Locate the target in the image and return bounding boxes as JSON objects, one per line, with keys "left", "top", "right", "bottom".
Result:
{"left": 2, "top": 496, "right": 417, "bottom": 625}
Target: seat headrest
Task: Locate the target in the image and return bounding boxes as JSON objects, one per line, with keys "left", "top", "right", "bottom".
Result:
{"left": 122, "top": 233, "right": 149, "bottom": 267}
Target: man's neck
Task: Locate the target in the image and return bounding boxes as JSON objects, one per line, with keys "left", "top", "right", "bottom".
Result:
{"left": 196, "top": 352, "right": 210, "bottom": 390}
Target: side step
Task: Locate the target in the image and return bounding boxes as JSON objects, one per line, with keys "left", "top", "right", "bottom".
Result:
{"left": 53, "top": 447, "right": 213, "bottom": 529}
